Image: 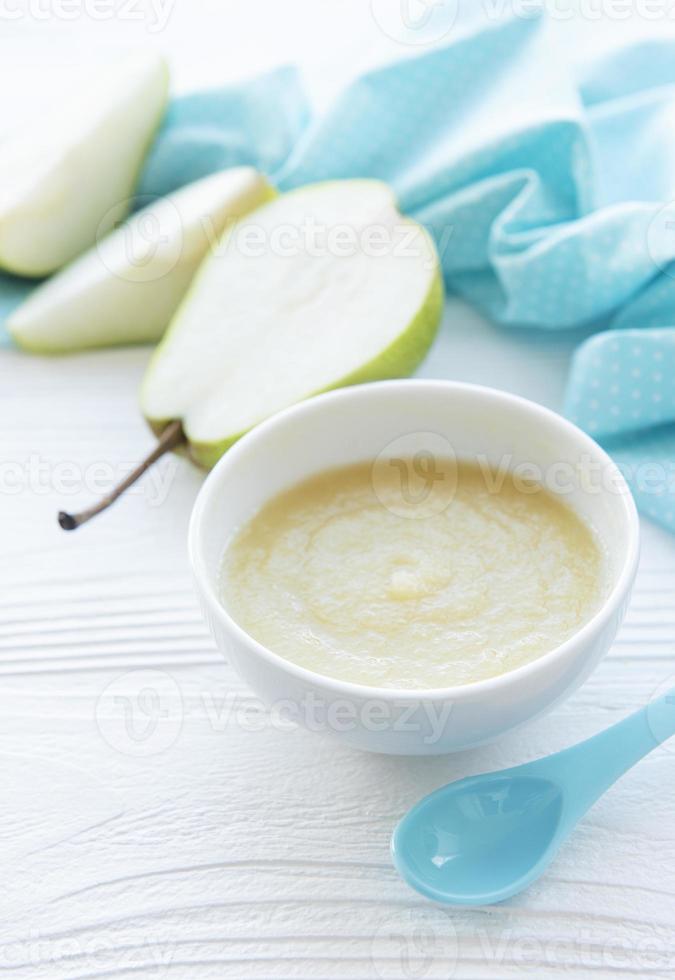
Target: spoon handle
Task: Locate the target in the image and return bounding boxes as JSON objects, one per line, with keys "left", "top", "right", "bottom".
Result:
{"left": 544, "top": 687, "right": 675, "bottom": 811}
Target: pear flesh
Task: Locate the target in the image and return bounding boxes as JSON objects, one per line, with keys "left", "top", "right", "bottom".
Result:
{"left": 141, "top": 180, "right": 443, "bottom": 468}
{"left": 8, "top": 168, "right": 275, "bottom": 352}
{"left": 0, "top": 52, "right": 169, "bottom": 277}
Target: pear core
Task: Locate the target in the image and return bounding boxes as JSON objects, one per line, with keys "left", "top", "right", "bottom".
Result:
{"left": 220, "top": 459, "right": 606, "bottom": 689}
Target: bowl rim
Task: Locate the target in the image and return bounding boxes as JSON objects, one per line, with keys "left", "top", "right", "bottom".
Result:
{"left": 188, "top": 379, "right": 640, "bottom": 702}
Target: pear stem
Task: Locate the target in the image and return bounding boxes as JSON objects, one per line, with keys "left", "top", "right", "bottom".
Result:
{"left": 58, "top": 420, "right": 186, "bottom": 531}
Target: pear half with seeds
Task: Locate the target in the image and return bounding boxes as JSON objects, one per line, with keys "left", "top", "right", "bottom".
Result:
{"left": 0, "top": 51, "right": 169, "bottom": 277}
{"left": 141, "top": 179, "right": 444, "bottom": 468}
{"left": 8, "top": 168, "right": 275, "bottom": 352}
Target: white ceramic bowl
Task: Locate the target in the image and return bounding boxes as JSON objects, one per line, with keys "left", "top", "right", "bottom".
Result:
{"left": 189, "top": 380, "right": 639, "bottom": 755}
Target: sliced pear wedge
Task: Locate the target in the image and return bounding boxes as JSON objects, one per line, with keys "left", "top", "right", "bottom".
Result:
{"left": 0, "top": 52, "right": 169, "bottom": 277}
{"left": 141, "top": 179, "right": 444, "bottom": 468}
{"left": 8, "top": 168, "right": 275, "bottom": 352}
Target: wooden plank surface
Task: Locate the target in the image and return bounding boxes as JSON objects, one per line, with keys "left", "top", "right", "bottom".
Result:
{"left": 3, "top": 296, "right": 675, "bottom": 979}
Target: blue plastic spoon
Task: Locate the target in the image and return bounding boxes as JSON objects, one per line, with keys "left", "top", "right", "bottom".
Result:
{"left": 392, "top": 689, "right": 675, "bottom": 905}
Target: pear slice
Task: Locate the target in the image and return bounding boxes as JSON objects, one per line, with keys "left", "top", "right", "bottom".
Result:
{"left": 8, "top": 168, "right": 275, "bottom": 353}
{"left": 141, "top": 179, "right": 444, "bottom": 468}
{"left": 58, "top": 180, "right": 443, "bottom": 530}
{"left": 0, "top": 52, "right": 169, "bottom": 277}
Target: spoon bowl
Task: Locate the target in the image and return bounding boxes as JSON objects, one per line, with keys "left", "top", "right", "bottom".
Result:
{"left": 392, "top": 773, "right": 564, "bottom": 905}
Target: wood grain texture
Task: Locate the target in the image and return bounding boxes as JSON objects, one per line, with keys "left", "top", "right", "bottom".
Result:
{"left": 3, "top": 297, "right": 675, "bottom": 980}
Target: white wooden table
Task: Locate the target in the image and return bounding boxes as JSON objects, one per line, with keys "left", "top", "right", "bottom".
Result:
{"left": 3, "top": 6, "right": 675, "bottom": 979}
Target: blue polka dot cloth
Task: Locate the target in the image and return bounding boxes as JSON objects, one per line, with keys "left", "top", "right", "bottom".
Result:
{"left": 3, "top": 12, "right": 675, "bottom": 530}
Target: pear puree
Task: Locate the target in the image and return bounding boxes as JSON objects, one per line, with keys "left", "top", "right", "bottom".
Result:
{"left": 220, "top": 459, "right": 605, "bottom": 689}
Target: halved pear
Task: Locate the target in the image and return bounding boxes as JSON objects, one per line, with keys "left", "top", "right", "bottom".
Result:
{"left": 141, "top": 179, "right": 443, "bottom": 468}
{"left": 0, "top": 52, "right": 169, "bottom": 277}
{"left": 8, "top": 168, "right": 275, "bottom": 353}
